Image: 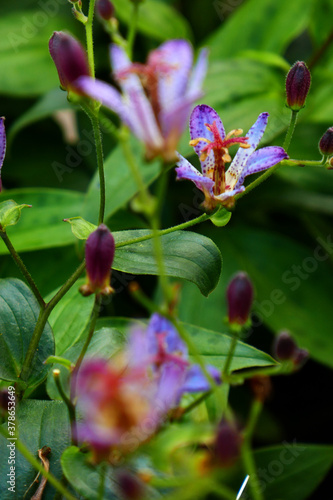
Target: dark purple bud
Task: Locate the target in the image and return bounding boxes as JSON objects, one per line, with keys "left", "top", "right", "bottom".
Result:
{"left": 319, "top": 127, "right": 333, "bottom": 156}
{"left": 226, "top": 272, "right": 254, "bottom": 325}
{"left": 286, "top": 61, "right": 311, "bottom": 111}
{"left": 0, "top": 388, "right": 9, "bottom": 415}
{"left": 250, "top": 375, "right": 272, "bottom": 402}
{"left": 49, "top": 31, "right": 90, "bottom": 92}
{"left": 80, "top": 224, "right": 115, "bottom": 296}
{"left": 96, "top": 0, "right": 115, "bottom": 20}
{"left": 273, "top": 331, "right": 297, "bottom": 361}
{"left": 214, "top": 420, "right": 242, "bottom": 467}
{"left": 0, "top": 117, "right": 6, "bottom": 192}
{"left": 116, "top": 470, "right": 145, "bottom": 500}
{"left": 293, "top": 348, "right": 309, "bottom": 368}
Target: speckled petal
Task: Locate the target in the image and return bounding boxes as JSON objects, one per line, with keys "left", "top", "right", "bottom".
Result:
{"left": 0, "top": 117, "right": 6, "bottom": 191}
{"left": 75, "top": 76, "right": 127, "bottom": 120}
{"left": 155, "top": 40, "right": 193, "bottom": 113}
{"left": 189, "top": 104, "right": 225, "bottom": 176}
{"left": 175, "top": 153, "right": 215, "bottom": 195}
{"left": 227, "top": 113, "right": 269, "bottom": 187}
{"left": 234, "top": 146, "right": 288, "bottom": 190}
{"left": 216, "top": 186, "right": 245, "bottom": 201}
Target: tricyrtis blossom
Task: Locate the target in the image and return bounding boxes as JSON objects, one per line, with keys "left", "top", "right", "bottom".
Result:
{"left": 76, "top": 40, "right": 208, "bottom": 162}
{"left": 176, "top": 105, "right": 288, "bottom": 209}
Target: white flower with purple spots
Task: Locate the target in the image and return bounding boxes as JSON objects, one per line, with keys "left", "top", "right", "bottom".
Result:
{"left": 176, "top": 105, "right": 288, "bottom": 209}
{"left": 75, "top": 40, "right": 208, "bottom": 162}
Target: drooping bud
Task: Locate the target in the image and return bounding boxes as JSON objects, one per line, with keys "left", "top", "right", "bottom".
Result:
{"left": 0, "top": 117, "right": 6, "bottom": 192}
{"left": 80, "top": 224, "right": 115, "bottom": 296}
{"left": 292, "top": 348, "right": 309, "bottom": 368}
{"left": 214, "top": 420, "right": 242, "bottom": 467}
{"left": 319, "top": 127, "right": 333, "bottom": 156}
{"left": 273, "top": 331, "right": 297, "bottom": 361}
{"left": 115, "top": 470, "right": 145, "bottom": 500}
{"left": 226, "top": 272, "right": 254, "bottom": 326}
{"left": 286, "top": 61, "right": 311, "bottom": 111}
{"left": 96, "top": 0, "right": 115, "bottom": 20}
{"left": 49, "top": 31, "right": 90, "bottom": 93}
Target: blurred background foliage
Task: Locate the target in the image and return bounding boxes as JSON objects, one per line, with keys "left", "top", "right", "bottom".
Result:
{"left": 0, "top": 0, "right": 333, "bottom": 497}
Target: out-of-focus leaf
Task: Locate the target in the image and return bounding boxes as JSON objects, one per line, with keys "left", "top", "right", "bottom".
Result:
{"left": 113, "top": 229, "right": 222, "bottom": 296}
{"left": 309, "top": 0, "right": 333, "bottom": 47}
{"left": 206, "top": 0, "right": 313, "bottom": 60}
{"left": 0, "top": 400, "right": 70, "bottom": 500}
{"left": 0, "top": 278, "right": 54, "bottom": 391}
{"left": 111, "top": 0, "right": 192, "bottom": 41}
{"left": 0, "top": 200, "right": 31, "bottom": 229}
{"left": 0, "top": 189, "right": 83, "bottom": 255}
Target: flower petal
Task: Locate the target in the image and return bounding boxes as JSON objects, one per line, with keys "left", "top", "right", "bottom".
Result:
{"left": 154, "top": 40, "right": 193, "bottom": 113}
{"left": 0, "top": 117, "right": 6, "bottom": 191}
{"left": 147, "top": 313, "right": 188, "bottom": 357}
{"left": 227, "top": 112, "right": 269, "bottom": 188}
{"left": 156, "top": 363, "right": 187, "bottom": 410}
{"left": 186, "top": 48, "right": 209, "bottom": 99}
{"left": 189, "top": 104, "right": 225, "bottom": 176}
{"left": 181, "top": 364, "right": 221, "bottom": 394}
{"left": 234, "top": 146, "right": 288, "bottom": 189}
{"left": 216, "top": 186, "right": 245, "bottom": 201}
{"left": 175, "top": 153, "right": 215, "bottom": 194}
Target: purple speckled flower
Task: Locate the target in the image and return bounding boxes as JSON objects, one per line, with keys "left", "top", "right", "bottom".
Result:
{"left": 176, "top": 105, "right": 288, "bottom": 209}
{"left": 0, "top": 117, "right": 6, "bottom": 192}
{"left": 75, "top": 40, "right": 208, "bottom": 162}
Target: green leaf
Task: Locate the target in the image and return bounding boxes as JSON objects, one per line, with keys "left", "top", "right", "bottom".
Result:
{"left": 46, "top": 322, "right": 125, "bottom": 400}
{"left": 61, "top": 447, "right": 117, "bottom": 500}
{"left": 82, "top": 138, "right": 160, "bottom": 223}
{"left": 207, "top": 0, "right": 313, "bottom": 60}
{"left": 113, "top": 230, "right": 222, "bottom": 296}
{"left": 0, "top": 200, "right": 31, "bottom": 229}
{"left": 111, "top": 0, "right": 192, "bottom": 42}
{"left": 0, "top": 189, "right": 83, "bottom": 255}
{"left": 185, "top": 322, "right": 276, "bottom": 371}
{"left": 0, "top": 278, "right": 54, "bottom": 390}
{"left": 0, "top": 400, "right": 70, "bottom": 500}
{"left": 64, "top": 216, "right": 97, "bottom": 240}
{"left": 210, "top": 208, "right": 232, "bottom": 227}
{"left": 45, "top": 279, "right": 94, "bottom": 356}
{"left": 0, "top": 11, "right": 78, "bottom": 96}
{"left": 8, "top": 88, "right": 72, "bottom": 144}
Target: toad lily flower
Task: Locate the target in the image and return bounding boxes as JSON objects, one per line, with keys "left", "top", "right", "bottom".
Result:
{"left": 75, "top": 40, "right": 208, "bottom": 162}
{"left": 0, "top": 117, "right": 6, "bottom": 192}
{"left": 176, "top": 105, "right": 288, "bottom": 209}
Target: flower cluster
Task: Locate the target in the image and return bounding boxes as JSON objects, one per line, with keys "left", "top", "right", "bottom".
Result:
{"left": 75, "top": 314, "right": 221, "bottom": 461}
{"left": 176, "top": 105, "right": 288, "bottom": 209}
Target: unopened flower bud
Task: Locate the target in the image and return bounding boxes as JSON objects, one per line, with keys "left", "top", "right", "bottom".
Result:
{"left": 227, "top": 272, "right": 254, "bottom": 325}
{"left": 116, "top": 470, "right": 145, "bottom": 500}
{"left": 250, "top": 375, "right": 272, "bottom": 402}
{"left": 0, "top": 388, "right": 9, "bottom": 415}
{"left": 96, "top": 0, "right": 115, "bottom": 20}
{"left": 80, "top": 224, "right": 115, "bottom": 296}
{"left": 49, "top": 31, "right": 90, "bottom": 92}
{"left": 319, "top": 127, "right": 333, "bottom": 156}
{"left": 293, "top": 348, "right": 309, "bottom": 368}
{"left": 286, "top": 61, "right": 311, "bottom": 111}
{"left": 273, "top": 331, "right": 297, "bottom": 361}
{"left": 214, "top": 420, "right": 242, "bottom": 467}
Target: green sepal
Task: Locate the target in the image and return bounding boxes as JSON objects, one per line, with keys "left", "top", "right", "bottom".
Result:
{"left": 210, "top": 208, "right": 232, "bottom": 227}
{"left": 64, "top": 216, "right": 97, "bottom": 240}
{"left": 0, "top": 200, "right": 31, "bottom": 229}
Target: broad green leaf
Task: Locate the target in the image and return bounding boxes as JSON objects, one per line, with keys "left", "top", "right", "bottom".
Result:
{"left": 185, "top": 323, "right": 276, "bottom": 371}
{"left": 0, "top": 400, "right": 70, "bottom": 500}
{"left": 64, "top": 216, "right": 97, "bottom": 240}
{"left": 45, "top": 279, "right": 94, "bottom": 356}
{"left": 46, "top": 322, "right": 125, "bottom": 400}
{"left": 178, "top": 224, "right": 333, "bottom": 369}
{"left": 8, "top": 88, "right": 72, "bottom": 144}
{"left": 0, "top": 11, "right": 78, "bottom": 96}
{"left": 0, "top": 278, "right": 54, "bottom": 391}
{"left": 61, "top": 447, "right": 117, "bottom": 500}
{"left": 0, "top": 189, "right": 83, "bottom": 255}
{"left": 82, "top": 138, "right": 160, "bottom": 223}
{"left": 113, "top": 230, "right": 222, "bottom": 296}
{"left": 206, "top": 0, "right": 313, "bottom": 60}
{"left": 111, "top": 0, "right": 192, "bottom": 42}
{"left": 0, "top": 200, "right": 31, "bottom": 229}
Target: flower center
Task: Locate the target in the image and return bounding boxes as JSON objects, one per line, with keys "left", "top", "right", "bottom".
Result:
{"left": 190, "top": 121, "right": 250, "bottom": 195}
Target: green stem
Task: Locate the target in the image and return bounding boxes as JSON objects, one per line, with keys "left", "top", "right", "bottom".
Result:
{"left": 127, "top": 1, "right": 139, "bottom": 58}
{"left": 0, "top": 229, "right": 45, "bottom": 308}
{"left": 20, "top": 261, "right": 85, "bottom": 384}
{"left": 222, "top": 330, "right": 239, "bottom": 378}
{"left": 282, "top": 109, "right": 298, "bottom": 152}
{"left": 182, "top": 391, "right": 212, "bottom": 415}
{"left": 0, "top": 427, "right": 76, "bottom": 500}
{"left": 115, "top": 212, "right": 212, "bottom": 249}
{"left": 98, "top": 462, "right": 107, "bottom": 500}
{"left": 86, "top": 0, "right": 96, "bottom": 78}
{"left": 82, "top": 104, "right": 106, "bottom": 224}
{"left": 53, "top": 370, "right": 77, "bottom": 446}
